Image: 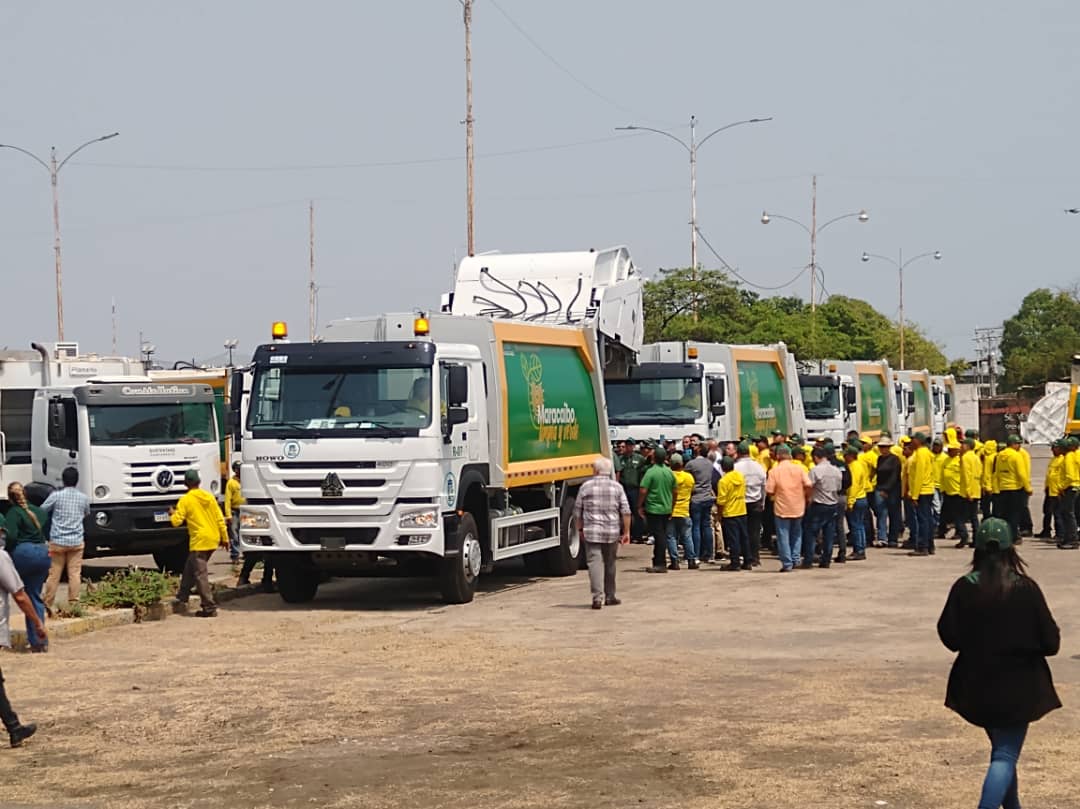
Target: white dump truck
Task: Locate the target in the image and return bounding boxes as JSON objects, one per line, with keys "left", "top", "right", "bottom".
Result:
{"left": 798, "top": 360, "right": 895, "bottom": 445}
{"left": 0, "top": 342, "right": 220, "bottom": 570}
{"left": 234, "top": 247, "right": 643, "bottom": 604}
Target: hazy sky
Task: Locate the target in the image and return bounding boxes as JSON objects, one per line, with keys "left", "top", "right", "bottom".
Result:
{"left": 3, "top": 1, "right": 1079, "bottom": 366}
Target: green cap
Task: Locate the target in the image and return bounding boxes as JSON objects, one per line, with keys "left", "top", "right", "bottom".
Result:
{"left": 624, "top": 437, "right": 636, "bottom": 445}
{"left": 975, "top": 517, "right": 1013, "bottom": 551}
{"left": 653, "top": 447, "right": 667, "bottom": 462}
{"left": 913, "top": 432, "right": 928, "bottom": 443}
{"left": 737, "top": 441, "right": 750, "bottom": 455}
{"left": 184, "top": 468, "right": 201, "bottom": 485}
{"left": 669, "top": 452, "right": 684, "bottom": 468}
{"left": 965, "top": 429, "right": 978, "bottom": 438}
{"left": 720, "top": 455, "right": 735, "bottom": 472}
{"left": 771, "top": 429, "right": 784, "bottom": 436}
{"left": 790, "top": 434, "right": 803, "bottom": 444}
{"left": 1007, "top": 434, "right": 1021, "bottom": 445}
{"left": 1068, "top": 437, "right": 1080, "bottom": 449}
{"left": 964, "top": 437, "right": 977, "bottom": 448}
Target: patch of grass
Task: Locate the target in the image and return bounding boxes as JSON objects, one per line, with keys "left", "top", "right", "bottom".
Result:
{"left": 82, "top": 568, "right": 178, "bottom": 611}
{"left": 53, "top": 601, "right": 88, "bottom": 619}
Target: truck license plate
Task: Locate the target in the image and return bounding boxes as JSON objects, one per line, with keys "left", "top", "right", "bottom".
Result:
{"left": 154, "top": 511, "right": 170, "bottom": 523}
{"left": 321, "top": 536, "right": 346, "bottom": 550}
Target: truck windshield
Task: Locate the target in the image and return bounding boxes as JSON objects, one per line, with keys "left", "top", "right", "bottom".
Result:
{"left": 605, "top": 378, "right": 701, "bottom": 425}
{"left": 801, "top": 383, "right": 840, "bottom": 420}
{"left": 88, "top": 403, "right": 217, "bottom": 445}
{"left": 248, "top": 366, "right": 432, "bottom": 434}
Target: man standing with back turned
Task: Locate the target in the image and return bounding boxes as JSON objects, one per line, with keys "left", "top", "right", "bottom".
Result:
{"left": 0, "top": 527, "right": 45, "bottom": 747}
{"left": 170, "top": 469, "right": 228, "bottom": 617}
{"left": 575, "top": 457, "right": 630, "bottom": 609}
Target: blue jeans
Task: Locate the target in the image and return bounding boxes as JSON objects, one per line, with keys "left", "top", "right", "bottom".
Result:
{"left": 229, "top": 515, "right": 241, "bottom": 561}
{"left": 916, "top": 494, "right": 934, "bottom": 550}
{"left": 666, "top": 516, "right": 695, "bottom": 564}
{"left": 774, "top": 516, "right": 803, "bottom": 570}
{"left": 11, "top": 542, "right": 50, "bottom": 649}
{"left": 904, "top": 497, "right": 917, "bottom": 542}
{"left": 979, "top": 725, "right": 1027, "bottom": 809}
{"left": 690, "top": 501, "right": 715, "bottom": 562}
{"left": 848, "top": 497, "right": 869, "bottom": 554}
{"left": 803, "top": 502, "right": 837, "bottom": 564}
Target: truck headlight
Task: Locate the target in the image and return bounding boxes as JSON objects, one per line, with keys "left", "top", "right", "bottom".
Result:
{"left": 240, "top": 512, "right": 271, "bottom": 530}
{"left": 399, "top": 508, "right": 438, "bottom": 529}
{"left": 95, "top": 512, "right": 109, "bottom": 527}
{"left": 94, "top": 485, "right": 109, "bottom": 499}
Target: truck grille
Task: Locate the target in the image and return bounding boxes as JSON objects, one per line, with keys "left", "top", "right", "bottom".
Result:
{"left": 291, "top": 527, "right": 378, "bottom": 545}
{"left": 124, "top": 460, "right": 193, "bottom": 498}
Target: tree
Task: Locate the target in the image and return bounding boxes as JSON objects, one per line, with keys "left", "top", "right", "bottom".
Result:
{"left": 999, "top": 288, "right": 1080, "bottom": 390}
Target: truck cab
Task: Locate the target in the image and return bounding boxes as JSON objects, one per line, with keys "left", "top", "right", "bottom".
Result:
{"left": 799, "top": 372, "right": 856, "bottom": 445}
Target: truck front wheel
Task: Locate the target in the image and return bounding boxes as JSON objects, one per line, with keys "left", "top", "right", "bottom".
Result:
{"left": 440, "top": 513, "right": 481, "bottom": 604}
{"left": 153, "top": 542, "right": 189, "bottom": 575}
{"left": 544, "top": 493, "right": 581, "bottom": 577}
{"left": 277, "top": 563, "right": 320, "bottom": 604}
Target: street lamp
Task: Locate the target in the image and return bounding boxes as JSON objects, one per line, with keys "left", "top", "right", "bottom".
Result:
{"left": 616, "top": 114, "right": 772, "bottom": 316}
{"left": 224, "top": 339, "right": 239, "bottom": 367}
{"left": 0, "top": 132, "right": 120, "bottom": 341}
{"left": 861, "top": 249, "right": 942, "bottom": 370}
{"left": 760, "top": 175, "right": 868, "bottom": 314}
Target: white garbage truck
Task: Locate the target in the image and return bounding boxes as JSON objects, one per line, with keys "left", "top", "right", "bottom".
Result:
{"left": 798, "top": 360, "right": 895, "bottom": 445}
{"left": 234, "top": 247, "right": 643, "bottom": 604}
{"left": 0, "top": 342, "right": 221, "bottom": 570}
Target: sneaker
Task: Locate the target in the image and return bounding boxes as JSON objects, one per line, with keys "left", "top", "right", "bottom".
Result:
{"left": 850, "top": 552, "right": 867, "bottom": 561}
{"left": 687, "top": 560, "right": 700, "bottom": 570}
{"left": 833, "top": 557, "right": 846, "bottom": 564}
{"left": 604, "top": 596, "right": 621, "bottom": 606}
{"left": 645, "top": 537, "right": 655, "bottom": 546}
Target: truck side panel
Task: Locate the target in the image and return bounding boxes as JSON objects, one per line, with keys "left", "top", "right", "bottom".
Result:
{"left": 856, "top": 370, "right": 889, "bottom": 437}
{"left": 731, "top": 350, "right": 791, "bottom": 438}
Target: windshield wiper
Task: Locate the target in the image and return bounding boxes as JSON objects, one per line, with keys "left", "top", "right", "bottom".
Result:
{"left": 611, "top": 411, "right": 692, "bottom": 425}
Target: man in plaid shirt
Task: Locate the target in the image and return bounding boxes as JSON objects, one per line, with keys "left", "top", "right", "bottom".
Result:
{"left": 574, "top": 457, "right": 631, "bottom": 609}
{"left": 40, "top": 467, "right": 90, "bottom": 609}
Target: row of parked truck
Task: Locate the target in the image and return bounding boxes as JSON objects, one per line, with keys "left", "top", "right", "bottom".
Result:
{"left": 0, "top": 246, "right": 955, "bottom": 604}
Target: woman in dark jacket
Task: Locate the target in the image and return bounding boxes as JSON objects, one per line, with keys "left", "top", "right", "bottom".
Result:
{"left": 5, "top": 483, "right": 50, "bottom": 652}
{"left": 937, "top": 517, "right": 1061, "bottom": 809}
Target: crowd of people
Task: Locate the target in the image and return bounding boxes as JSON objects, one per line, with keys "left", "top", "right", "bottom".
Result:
{"left": 598, "top": 424, "right": 1075, "bottom": 578}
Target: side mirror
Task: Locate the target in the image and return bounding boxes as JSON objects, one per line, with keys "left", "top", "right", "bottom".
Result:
{"left": 447, "top": 366, "right": 468, "bottom": 407}
{"left": 906, "top": 392, "right": 915, "bottom": 413}
{"left": 844, "top": 386, "right": 857, "bottom": 413}
{"left": 944, "top": 392, "right": 952, "bottom": 409}
{"left": 708, "top": 379, "right": 726, "bottom": 416}
{"left": 226, "top": 410, "right": 239, "bottom": 431}
{"left": 50, "top": 403, "right": 63, "bottom": 430}
{"left": 446, "top": 406, "right": 469, "bottom": 430}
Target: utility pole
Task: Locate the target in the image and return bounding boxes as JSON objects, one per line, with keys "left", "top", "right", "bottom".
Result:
{"left": 111, "top": 298, "right": 117, "bottom": 354}
{"left": 309, "top": 200, "right": 316, "bottom": 342}
{"left": 974, "top": 326, "right": 1003, "bottom": 397}
{"left": 463, "top": 0, "right": 476, "bottom": 257}
{"left": 809, "top": 175, "right": 817, "bottom": 313}
{"left": 689, "top": 115, "right": 698, "bottom": 286}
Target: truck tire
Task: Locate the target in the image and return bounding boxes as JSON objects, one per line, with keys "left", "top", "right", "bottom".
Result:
{"left": 277, "top": 564, "right": 320, "bottom": 604}
{"left": 544, "top": 493, "right": 580, "bottom": 577}
{"left": 153, "top": 542, "right": 189, "bottom": 575}
{"left": 440, "top": 512, "right": 480, "bottom": 604}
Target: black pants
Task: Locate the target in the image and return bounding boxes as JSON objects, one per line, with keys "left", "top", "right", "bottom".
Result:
{"left": 833, "top": 502, "right": 848, "bottom": 560}
{"left": 1058, "top": 488, "right": 1078, "bottom": 543}
{"left": 996, "top": 489, "right": 1027, "bottom": 543}
{"left": 239, "top": 552, "right": 276, "bottom": 587}
{"left": 0, "top": 666, "right": 22, "bottom": 733}
{"left": 1019, "top": 492, "right": 1033, "bottom": 535}
{"left": 746, "top": 502, "right": 764, "bottom": 563}
{"left": 1040, "top": 495, "right": 1058, "bottom": 537}
{"left": 623, "top": 483, "right": 644, "bottom": 540}
{"left": 762, "top": 498, "right": 776, "bottom": 548}
{"left": 647, "top": 513, "right": 670, "bottom": 568}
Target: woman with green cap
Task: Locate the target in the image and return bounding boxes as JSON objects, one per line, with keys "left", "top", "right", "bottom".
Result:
{"left": 937, "top": 517, "right": 1061, "bottom": 809}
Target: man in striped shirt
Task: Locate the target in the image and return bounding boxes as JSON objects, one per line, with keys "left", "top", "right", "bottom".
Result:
{"left": 41, "top": 467, "right": 90, "bottom": 609}
{"left": 575, "top": 457, "right": 631, "bottom": 609}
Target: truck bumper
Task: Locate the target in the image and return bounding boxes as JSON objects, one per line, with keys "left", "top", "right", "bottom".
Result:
{"left": 83, "top": 502, "right": 187, "bottom": 555}
{"left": 238, "top": 503, "right": 451, "bottom": 557}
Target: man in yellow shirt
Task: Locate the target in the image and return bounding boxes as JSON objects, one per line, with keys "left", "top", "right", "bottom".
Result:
{"left": 1059, "top": 437, "right": 1080, "bottom": 549}
{"left": 859, "top": 435, "right": 879, "bottom": 544}
{"left": 843, "top": 445, "right": 871, "bottom": 560}
{"left": 980, "top": 439, "right": 998, "bottom": 521}
{"left": 1018, "top": 441, "right": 1034, "bottom": 537}
{"left": 169, "top": 469, "right": 228, "bottom": 617}
{"left": 907, "top": 433, "right": 937, "bottom": 555}
{"left": 666, "top": 453, "right": 698, "bottom": 570}
{"left": 224, "top": 460, "right": 244, "bottom": 565}
{"left": 716, "top": 456, "right": 749, "bottom": 570}
{"left": 958, "top": 438, "right": 983, "bottom": 547}
{"left": 993, "top": 435, "right": 1032, "bottom": 545}
{"left": 1039, "top": 441, "right": 1066, "bottom": 540}
{"left": 940, "top": 441, "right": 965, "bottom": 545}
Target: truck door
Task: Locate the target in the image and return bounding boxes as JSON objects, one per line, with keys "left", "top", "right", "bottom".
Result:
{"left": 39, "top": 395, "right": 79, "bottom": 487}
{"left": 439, "top": 362, "right": 472, "bottom": 510}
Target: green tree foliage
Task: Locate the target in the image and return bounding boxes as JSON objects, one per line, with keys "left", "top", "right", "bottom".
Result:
{"left": 642, "top": 267, "right": 948, "bottom": 372}
{"left": 999, "top": 288, "right": 1080, "bottom": 389}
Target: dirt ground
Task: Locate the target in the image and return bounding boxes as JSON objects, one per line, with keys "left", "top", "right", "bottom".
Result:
{"left": 3, "top": 449, "right": 1079, "bottom": 809}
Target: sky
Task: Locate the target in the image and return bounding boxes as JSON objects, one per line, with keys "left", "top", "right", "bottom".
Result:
{"left": 3, "top": 1, "right": 1079, "bottom": 366}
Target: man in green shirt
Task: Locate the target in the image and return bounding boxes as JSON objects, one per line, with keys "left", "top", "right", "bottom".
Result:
{"left": 639, "top": 447, "right": 676, "bottom": 573}
{"left": 618, "top": 439, "right": 647, "bottom": 542}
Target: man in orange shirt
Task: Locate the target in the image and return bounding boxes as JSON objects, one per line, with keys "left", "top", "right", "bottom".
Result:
{"left": 764, "top": 444, "right": 812, "bottom": 572}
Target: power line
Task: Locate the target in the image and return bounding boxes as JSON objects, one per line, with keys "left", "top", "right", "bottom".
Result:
{"left": 695, "top": 226, "right": 811, "bottom": 292}
{"left": 70, "top": 133, "right": 644, "bottom": 173}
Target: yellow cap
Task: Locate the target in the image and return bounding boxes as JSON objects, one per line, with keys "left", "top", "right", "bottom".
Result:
{"left": 899, "top": 435, "right": 912, "bottom": 445}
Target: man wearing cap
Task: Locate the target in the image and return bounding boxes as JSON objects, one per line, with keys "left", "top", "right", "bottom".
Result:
{"left": 764, "top": 444, "right": 812, "bottom": 572}
{"left": 980, "top": 439, "right": 998, "bottom": 520}
{"left": 939, "top": 440, "right": 966, "bottom": 545}
{"left": 686, "top": 444, "right": 717, "bottom": 564}
{"left": 1018, "top": 439, "right": 1035, "bottom": 538}
{"left": 964, "top": 428, "right": 983, "bottom": 454}
{"left": 958, "top": 438, "right": 983, "bottom": 546}
{"left": 734, "top": 441, "right": 766, "bottom": 566}
{"left": 1038, "top": 440, "right": 1065, "bottom": 541}
{"left": 169, "top": 469, "right": 229, "bottom": 617}
{"left": 874, "top": 436, "right": 902, "bottom": 547}
{"left": 667, "top": 454, "right": 698, "bottom": 570}
{"left": 616, "top": 440, "right": 647, "bottom": 543}
{"left": 224, "top": 459, "right": 245, "bottom": 566}
{"left": 639, "top": 447, "right": 676, "bottom": 572}
{"left": 994, "top": 435, "right": 1031, "bottom": 544}
{"left": 859, "top": 434, "right": 879, "bottom": 543}
{"left": 931, "top": 437, "right": 947, "bottom": 539}
{"left": 1058, "top": 437, "right": 1080, "bottom": 549}
{"left": 907, "top": 433, "right": 937, "bottom": 555}
{"left": 804, "top": 447, "right": 842, "bottom": 567}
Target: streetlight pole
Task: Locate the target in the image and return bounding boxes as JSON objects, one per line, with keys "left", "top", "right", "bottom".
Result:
{"left": 861, "top": 249, "right": 942, "bottom": 370}
{"left": 617, "top": 115, "right": 772, "bottom": 320}
{"left": 0, "top": 132, "right": 119, "bottom": 341}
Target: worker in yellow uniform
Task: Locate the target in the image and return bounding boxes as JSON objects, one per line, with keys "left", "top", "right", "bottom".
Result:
{"left": 958, "top": 438, "right": 983, "bottom": 546}
{"left": 716, "top": 456, "right": 750, "bottom": 570}
{"left": 993, "top": 435, "right": 1032, "bottom": 544}
{"left": 859, "top": 435, "right": 879, "bottom": 544}
{"left": 906, "top": 433, "right": 937, "bottom": 555}
{"left": 1039, "top": 440, "right": 1066, "bottom": 540}
{"left": 940, "top": 441, "right": 965, "bottom": 544}
{"left": 965, "top": 428, "right": 983, "bottom": 454}
{"left": 169, "top": 469, "right": 228, "bottom": 617}
{"left": 843, "top": 444, "right": 871, "bottom": 560}
{"left": 899, "top": 436, "right": 913, "bottom": 542}
{"left": 224, "top": 460, "right": 244, "bottom": 566}
{"left": 980, "top": 439, "right": 998, "bottom": 521}
{"left": 1058, "top": 437, "right": 1080, "bottom": 549}
{"left": 1018, "top": 440, "right": 1034, "bottom": 537}
{"left": 931, "top": 438, "right": 948, "bottom": 540}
